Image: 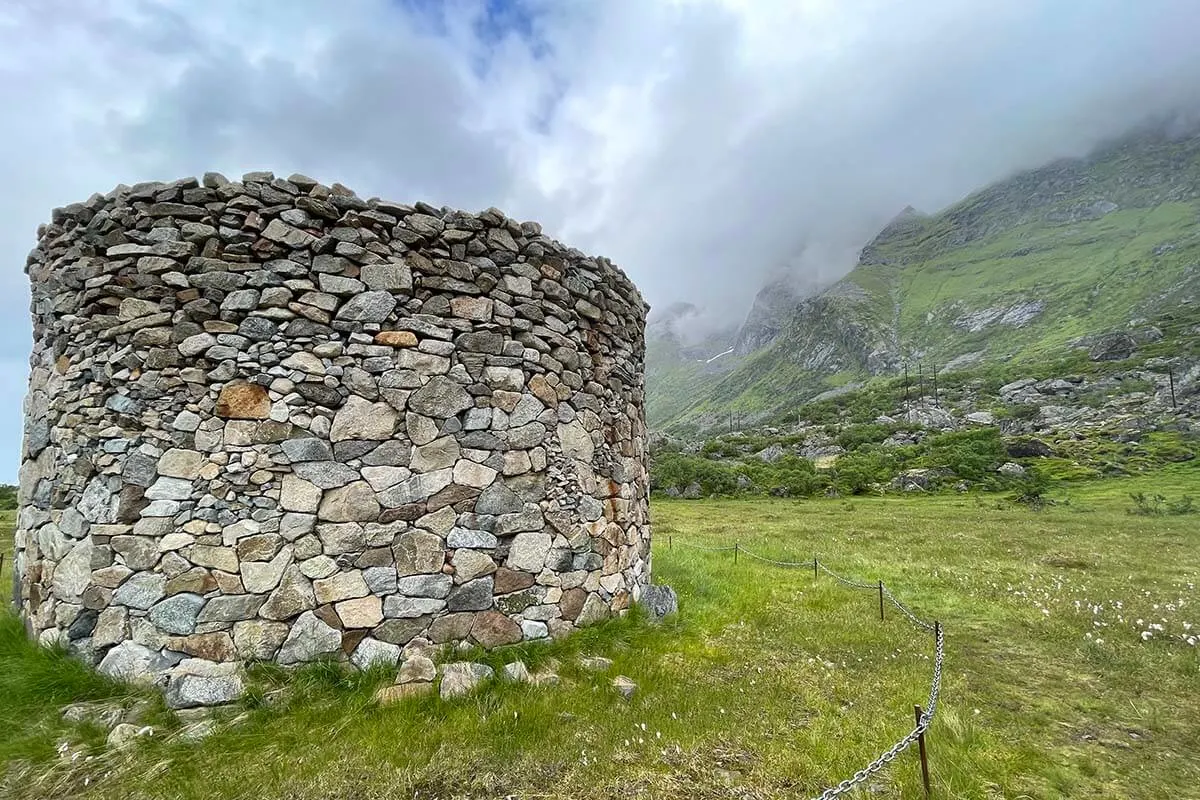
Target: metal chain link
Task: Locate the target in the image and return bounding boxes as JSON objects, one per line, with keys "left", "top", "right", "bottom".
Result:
{"left": 922, "top": 624, "right": 945, "bottom": 723}
{"left": 817, "top": 560, "right": 879, "bottom": 590}
{"left": 882, "top": 586, "right": 938, "bottom": 633}
{"left": 737, "top": 548, "right": 816, "bottom": 568}
{"left": 672, "top": 541, "right": 739, "bottom": 552}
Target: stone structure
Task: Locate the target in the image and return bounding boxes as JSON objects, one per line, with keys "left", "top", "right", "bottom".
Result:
{"left": 14, "top": 171, "right": 650, "bottom": 707}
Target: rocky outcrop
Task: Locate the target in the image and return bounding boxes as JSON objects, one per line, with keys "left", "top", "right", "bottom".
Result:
{"left": 15, "top": 171, "right": 651, "bottom": 705}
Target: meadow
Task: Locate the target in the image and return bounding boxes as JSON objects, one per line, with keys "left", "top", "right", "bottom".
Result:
{"left": 2, "top": 467, "right": 1198, "bottom": 799}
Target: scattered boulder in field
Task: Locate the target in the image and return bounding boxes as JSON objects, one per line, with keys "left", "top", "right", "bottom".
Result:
{"left": 612, "top": 675, "right": 637, "bottom": 700}
{"left": 998, "top": 461, "right": 1027, "bottom": 477}
{"left": 579, "top": 655, "right": 613, "bottom": 672}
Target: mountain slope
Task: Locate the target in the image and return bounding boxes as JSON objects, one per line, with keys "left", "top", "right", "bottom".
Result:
{"left": 651, "top": 124, "right": 1200, "bottom": 434}
{"left": 644, "top": 303, "right": 739, "bottom": 426}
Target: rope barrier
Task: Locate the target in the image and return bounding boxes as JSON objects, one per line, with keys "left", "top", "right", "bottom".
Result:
{"left": 665, "top": 539, "right": 944, "bottom": 798}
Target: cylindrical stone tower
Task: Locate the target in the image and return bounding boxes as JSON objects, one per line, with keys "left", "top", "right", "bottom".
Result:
{"left": 14, "top": 172, "right": 649, "bottom": 706}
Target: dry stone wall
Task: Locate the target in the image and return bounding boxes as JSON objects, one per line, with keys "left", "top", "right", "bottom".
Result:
{"left": 14, "top": 171, "right": 650, "bottom": 707}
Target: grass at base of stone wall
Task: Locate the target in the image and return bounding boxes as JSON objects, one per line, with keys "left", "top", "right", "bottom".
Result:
{"left": 3, "top": 478, "right": 1200, "bottom": 799}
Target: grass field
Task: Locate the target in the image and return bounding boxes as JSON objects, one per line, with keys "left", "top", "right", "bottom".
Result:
{"left": 2, "top": 468, "right": 1199, "bottom": 799}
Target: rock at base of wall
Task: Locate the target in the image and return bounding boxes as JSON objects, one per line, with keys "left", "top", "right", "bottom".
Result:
{"left": 440, "top": 661, "right": 494, "bottom": 698}
{"left": 640, "top": 584, "right": 678, "bottom": 623}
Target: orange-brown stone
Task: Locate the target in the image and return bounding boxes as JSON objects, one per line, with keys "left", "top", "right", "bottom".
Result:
{"left": 528, "top": 374, "right": 558, "bottom": 407}
{"left": 374, "top": 330, "right": 418, "bottom": 347}
{"left": 469, "top": 610, "right": 523, "bottom": 648}
{"left": 560, "top": 587, "right": 586, "bottom": 621}
{"left": 374, "top": 682, "right": 433, "bottom": 705}
{"left": 167, "top": 632, "right": 236, "bottom": 661}
{"left": 215, "top": 382, "right": 270, "bottom": 419}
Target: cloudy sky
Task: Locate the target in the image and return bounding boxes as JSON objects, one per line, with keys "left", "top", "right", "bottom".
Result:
{"left": 3, "top": 0, "right": 1200, "bottom": 481}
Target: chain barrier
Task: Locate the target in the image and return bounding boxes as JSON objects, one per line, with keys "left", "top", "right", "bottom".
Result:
{"left": 816, "top": 560, "right": 880, "bottom": 591}
{"left": 736, "top": 548, "right": 816, "bottom": 568}
{"left": 883, "top": 586, "right": 938, "bottom": 634}
{"left": 668, "top": 539, "right": 945, "bottom": 799}
{"left": 672, "top": 541, "right": 739, "bottom": 553}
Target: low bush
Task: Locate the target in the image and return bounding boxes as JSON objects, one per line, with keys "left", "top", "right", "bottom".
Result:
{"left": 1010, "top": 467, "right": 1052, "bottom": 510}
{"left": 913, "top": 428, "right": 1009, "bottom": 485}
{"left": 831, "top": 448, "right": 898, "bottom": 495}
{"left": 650, "top": 453, "right": 739, "bottom": 496}
{"left": 737, "top": 455, "right": 827, "bottom": 497}
{"left": 836, "top": 423, "right": 895, "bottom": 451}
{"left": 1127, "top": 492, "right": 1196, "bottom": 516}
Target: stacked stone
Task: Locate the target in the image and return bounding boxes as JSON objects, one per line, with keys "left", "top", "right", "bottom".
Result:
{"left": 14, "top": 171, "right": 650, "bottom": 707}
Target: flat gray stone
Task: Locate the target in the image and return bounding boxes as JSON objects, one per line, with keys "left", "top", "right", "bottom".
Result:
{"left": 148, "top": 593, "right": 205, "bottom": 635}
{"left": 505, "top": 532, "right": 551, "bottom": 572}
{"left": 318, "top": 481, "right": 381, "bottom": 522}
{"left": 281, "top": 438, "right": 334, "bottom": 462}
{"left": 384, "top": 596, "right": 447, "bottom": 619}
{"left": 330, "top": 396, "right": 397, "bottom": 442}
{"left": 363, "top": 566, "right": 398, "bottom": 594}
{"left": 410, "top": 436, "right": 461, "bottom": 472}
{"left": 612, "top": 675, "right": 637, "bottom": 700}
{"left": 378, "top": 468, "right": 454, "bottom": 507}
{"left": 157, "top": 449, "right": 204, "bottom": 479}
{"left": 51, "top": 538, "right": 94, "bottom": 601}
{"left": 501, "top": 661, "right": 532, "bottom": 683}
{"left": 398, "top": 654, "right": 436, "bottom": 683}
{"left": 97, "top": 641, "right": 162, "bottom": 685}
{"left": 165, "top": 673, "right": 245, "bottom": 708}
{"left": 144, "top": 477, "right": 193, "bottom": 501}
{"left": 292, "top": 461, "right": 360, "bottom": 489}
{"left": 350, "top": 637, "right": 402, "bottom": 671}
{"left": 447, "top": 577, "right": 493, "bottom": 612}
{"left": 112, "top": 572, "right": 167, "bottom": 610}
{"left": 395, "top": 573, "right": 453, "bottom": 599}
{"left": 277, "top": 611, "right": 342, "bottom": 665}
{"left": 447, "top": 527, "right": 498, "bottom": 549}
{"left": 475, "top": 482, "right": 524, "bottom": 515}
{"left": 336, "top": 291, "right": 397, "bottom": 323}
{"left": 197, "top": 594, "right": 265, "bottom": 623}
{"left": 407, "top": 376, "right": 473, "bottom": 418}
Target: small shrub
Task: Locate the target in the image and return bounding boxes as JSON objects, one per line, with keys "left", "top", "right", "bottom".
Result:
{"left": 1010, "top": 468, "right": 1051, "bottom": 510}
{"left": 650, "top": 453, "right": 739, "bottom": 496}
{"left": 836, "top": 423, "right": 894, "bottom": 451}
{"left": 1169, "top": 495, "right": 1196, "bottom": 515}
{"left": 737, "top": 455, "right": 826, "bottom": 497}
{"left": 1008, "top": 403, "right": 1040, "bottom": 421}
{"left": 917, "top": 428, "right": 1009, "bottom": 484}
{"left": 832, "top": 448, "right": 897, "bottom": 495}
{"left": 1127, "top": 492, "right": 1197, "bottom": 516}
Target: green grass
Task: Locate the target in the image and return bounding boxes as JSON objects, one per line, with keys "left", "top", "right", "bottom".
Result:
{"left": 3, "top": 478, "right": 1199, "bottom": 799}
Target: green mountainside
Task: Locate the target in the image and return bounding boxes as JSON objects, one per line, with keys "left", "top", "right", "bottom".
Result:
{"left": 648, "top": 125, "right": 1200, "bottom": 434}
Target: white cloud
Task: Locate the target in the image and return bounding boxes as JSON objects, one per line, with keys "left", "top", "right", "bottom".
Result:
{"left": 3, "top": 0, "right": 1200, "bottom": 477}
